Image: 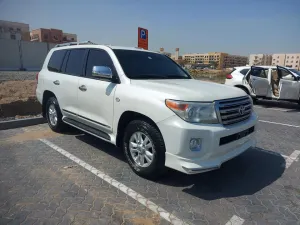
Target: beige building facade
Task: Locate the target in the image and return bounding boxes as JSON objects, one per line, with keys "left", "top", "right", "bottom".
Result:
{"left": 0, "top": 20, "right": 30, "bottom": 41}
{"left": 284, "top": 54, "right": 300, "bottom": 70}
{"left": 249, "top": 54, "right": 272, "bottom": 66}
{"left": 183, "top": 52, "right": 247, "bottom": 69}
{"left": 272, "top": 54, "right": 286, "bottom": 66}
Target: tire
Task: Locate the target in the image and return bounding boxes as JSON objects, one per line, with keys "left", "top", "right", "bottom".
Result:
{"left": 123, "top": 120, "right": 166, "bottom": 180}
{"left": 45, "top": 97, "right": 66, "bottom": 132}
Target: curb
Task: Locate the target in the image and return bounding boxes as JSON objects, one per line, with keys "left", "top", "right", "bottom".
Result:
{"left": 0, "top": 117, "right": 46, "bottom": 130}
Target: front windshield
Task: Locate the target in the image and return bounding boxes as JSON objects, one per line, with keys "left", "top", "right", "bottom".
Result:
{"left": 288, "top": 68, "right": 300, "bottom": 76}
{"left": 113, "top": 49, "right": 191, "bottom": 79}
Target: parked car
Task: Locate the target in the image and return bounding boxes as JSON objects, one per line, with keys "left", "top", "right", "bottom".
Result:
{"left": 225, "top": 66, "right": 300, "bottom": 104}
{"left": 36, "top": 42, "right": 257, "bottom": 179}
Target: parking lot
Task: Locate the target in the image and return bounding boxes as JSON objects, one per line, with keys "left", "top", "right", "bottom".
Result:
{"left": 0, "top": 100, "right": 299, "bottom": 225}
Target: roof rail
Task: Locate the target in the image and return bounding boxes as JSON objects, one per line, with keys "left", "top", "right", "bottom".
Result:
{"left": 54, "top": 41, "right": 97, "bottom": 48}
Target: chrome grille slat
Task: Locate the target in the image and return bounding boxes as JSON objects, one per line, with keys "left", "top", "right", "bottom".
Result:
{"left": 221, "top": 109, "right": 252, "bottom": 120}
{"left": 222, "top": 114, "right": 251, "bottom": 125}
{"left": 216, "top": 96, "right": 252, "bottom": 125}
{"left": 219, "top": 104, "right": 252, "bottom": 114}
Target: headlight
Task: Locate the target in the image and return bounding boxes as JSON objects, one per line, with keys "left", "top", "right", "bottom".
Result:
{"left": 165, "top": 99, "right": 219, "bottom": 123}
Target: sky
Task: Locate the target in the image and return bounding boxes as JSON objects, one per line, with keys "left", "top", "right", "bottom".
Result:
{"left": 0, "top": 0, "right": 299, "bottom": 56}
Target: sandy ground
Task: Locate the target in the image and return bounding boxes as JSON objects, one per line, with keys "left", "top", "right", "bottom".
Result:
{"left": 0, "top": 80, "right": 36, "bottom": 104}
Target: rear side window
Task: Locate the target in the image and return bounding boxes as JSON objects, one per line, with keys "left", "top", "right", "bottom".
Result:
{"left": 65, "top": 49, "right": 86, "bottom": 76}
{"left": 229, "top": 68, "right": 236, "bottom": 74}
{"left": 85, "top": 49, "right": 116, "bottom": 78}
{"left": 240, "top": 69, "right": 249, "bottom": 75}
{"left": 47, "top": 50, "right": 67, "bottom": 72}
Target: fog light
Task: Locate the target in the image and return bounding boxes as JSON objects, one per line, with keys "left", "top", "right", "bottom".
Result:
{"left": 189, "top": 138, "right": 202, "bottom": 151}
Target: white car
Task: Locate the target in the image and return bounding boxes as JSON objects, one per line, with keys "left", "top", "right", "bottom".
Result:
{"left": 225, "top": 66, "right": 300, "bottom": 103}
{"left": 36, "top": 41, "right": 257, "bottom": 179}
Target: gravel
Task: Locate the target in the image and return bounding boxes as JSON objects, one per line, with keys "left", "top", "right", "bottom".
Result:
{"left": 0, "top": 71, "right": 37, "bottom": 82}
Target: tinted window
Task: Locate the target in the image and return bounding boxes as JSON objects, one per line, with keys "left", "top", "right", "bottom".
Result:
{"left": 113, "top": 50, "right": 190, "bottom": 79}
{"left": 85, "top": 49, "right": 116, "bottom": 78}
{"left": 240, "top": 69, "right": 249, "bottom": 75}
{"left": 65, "top": 49, "right": 86, "bottom": 76}
{"left": 251, "top": 68, "right": 268, "bottom": 78}
{"left": 48, "top": 50, "right": 67, "bottom": 72}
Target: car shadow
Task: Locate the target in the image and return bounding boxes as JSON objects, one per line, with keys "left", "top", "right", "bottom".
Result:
{"left": 158, "top": 147, "right": 285, "bottom": 200}
{"left": 75, "top": 133, "right": 285, "bottom": 201}
{"left": 255, "top": 99, "right": 300, "bottom": 111}
{"left": 75, "top": 134, "right": 126, "bottom": 162}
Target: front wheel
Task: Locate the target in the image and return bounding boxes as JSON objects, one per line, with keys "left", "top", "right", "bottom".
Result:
{"left": 123, "top": 120, "right": 166, "bottom": 180}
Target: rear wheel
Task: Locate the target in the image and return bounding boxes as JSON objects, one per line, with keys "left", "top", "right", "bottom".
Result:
{"left": 123, "top": 120, "right": 166, "bottom": 180}
{"left": 45, "top": 97, "right": 66, "bottom": 132}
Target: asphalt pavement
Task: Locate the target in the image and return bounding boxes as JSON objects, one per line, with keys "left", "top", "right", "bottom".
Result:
{"left": 0, "top": 100, "right": 300, "bottom": 225}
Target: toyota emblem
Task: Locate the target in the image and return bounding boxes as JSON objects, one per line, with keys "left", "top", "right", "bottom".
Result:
{"left": 239, "top": 105, "right": 246, "bottom": 115}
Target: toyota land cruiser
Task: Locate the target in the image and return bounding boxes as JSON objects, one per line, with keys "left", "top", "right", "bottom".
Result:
{"left": 36, "top": 41, "right": 257, "bottom": 179}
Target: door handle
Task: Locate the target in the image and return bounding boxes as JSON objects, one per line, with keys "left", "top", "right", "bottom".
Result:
{"left": 79, "top": 85, "right": 87, "bottom": 91}
{"left": 53, "top": 80, "right": 60, "bottom": 85}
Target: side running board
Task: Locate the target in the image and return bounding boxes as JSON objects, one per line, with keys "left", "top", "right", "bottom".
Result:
{"left": 63, "top": 117, "right": 111, "bottom": 141}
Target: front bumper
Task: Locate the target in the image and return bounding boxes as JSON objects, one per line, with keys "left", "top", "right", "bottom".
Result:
{"left": 156, "top": 113, "right": 257, "bottom": 174}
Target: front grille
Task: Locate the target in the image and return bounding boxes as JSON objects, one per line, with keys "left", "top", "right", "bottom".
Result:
{"left": 216, "top": 96, "right": 252, "bottom": 125}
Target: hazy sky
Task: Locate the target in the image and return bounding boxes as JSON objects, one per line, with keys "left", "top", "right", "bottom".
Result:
{"left": 0, "top": 0, "right": 299, "bottom": 56}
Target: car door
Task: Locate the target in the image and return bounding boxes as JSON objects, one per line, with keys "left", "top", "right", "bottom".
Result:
{"left": 44, "top": 49, "right": 80, "bottom": 121}
{"left": 58, "top": 48, "right": 87, "bottom": 120}
{"left": 77, "top": 48, "right": 118, "bottom": 133}
{"left": 277, "top": 66, "right": 300, "bottom": 100}
{"left": 243, "top": 66, "right": 270, "bottom": 97}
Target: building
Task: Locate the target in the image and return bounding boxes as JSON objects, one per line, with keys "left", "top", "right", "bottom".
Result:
{"left": 30, "top": 28, "right": 77, "bottom": 43}
{"left": 249, "top": 54, "right": 272, "bottom": 66}
{"left": 283, "top": 54, "right": 300, "bottom": 70}
{"left": 182, "top": 52, "right": 247, "bottom": 69}
{"left": 271, "top": 54, "right": 286, "bottom": 66}
{"left": 271, "top": 54, "right": 300, "bottom": 70}
{"left": 158, "top": 48, "right": 171, "bottom": 57}
{"left": 224, "top": 55, "right": 248, "bottom": 68}
{"left": 0, "top": 20, "right": 30, "bottom": 41}
{"left": 62, "top": 33, "right": 77, "bottom": 42}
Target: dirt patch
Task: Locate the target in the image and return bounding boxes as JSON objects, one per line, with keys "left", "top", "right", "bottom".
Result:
{"left": 4, "top": 129, "right": 61, "bottom": 143}
{"left": 0, "top": 80, "right": 36, "bottom": 104}
{"left": 0, "top": 80, "right": 41, "bottom": 118}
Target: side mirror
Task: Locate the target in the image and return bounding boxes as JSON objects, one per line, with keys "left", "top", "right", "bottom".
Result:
{"left": 92, "top": 66, "right": 113, "bottom": 79}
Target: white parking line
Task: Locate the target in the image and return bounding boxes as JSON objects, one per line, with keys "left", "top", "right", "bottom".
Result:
{"left": 284, "top": 150, "right": 300, "bottom": 169}
{"left": 258, "top": 149, "right": 300, "bottom": 169}
{"left": 225, "top": 215, "right": 244, "bottom": 225}
{"left": 259, "top": 120, "right": 300, "bottom": 128}
{"left": 39, "top": 139, "right": 189, "bottom": 225}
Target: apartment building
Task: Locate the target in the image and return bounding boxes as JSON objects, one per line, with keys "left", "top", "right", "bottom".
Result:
{"left": 30, "top": 28, "right": 77, "bottom": 43}
{"left": 183, "top": 52, "right": 247, "bottom": 69}
{"left": 0, "top": 20, "right": 30, "bottom": 41}
{"left": 284, "top": 54, "right": 300, "bottom": 70}
{"left": 249, "top": 54, "right": 272, "bottom": 66}
{"left": 224, "top": 55, "right": 248, "bottom": 68}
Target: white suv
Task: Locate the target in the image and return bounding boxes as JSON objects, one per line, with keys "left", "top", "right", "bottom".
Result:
{"left": 225, "top": 66, "right": 300, "bottom": 103}
{"left": 36, "top": 42, "right": 257, "bottom": 179}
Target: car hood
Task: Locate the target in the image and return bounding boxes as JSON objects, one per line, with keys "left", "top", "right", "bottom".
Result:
{"left": 130, "top": 79, "right": 246, "bottom": 101}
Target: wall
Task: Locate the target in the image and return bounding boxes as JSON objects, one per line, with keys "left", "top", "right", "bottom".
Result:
{"left": 0, "top": 39, "right": 54, "bottom": 71}
{"left": 0, "top": 39, "right": 21, "bottom": 70}
{"left": 21, "top": 41, "right": 49, "bottom": 70}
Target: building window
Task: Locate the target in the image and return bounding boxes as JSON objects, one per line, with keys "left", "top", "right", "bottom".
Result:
{"left": 10, "top": 34, "right": 16, "bottom": 40}
{"left": 296, "top": 61, "right": 298, "bottom": 63}
{"left": 17, "top": 28, "right": 21, "bottom": 32}
{"left": 9, "top": 27, "right": 13, "bottom": 31}
{"left": 297, "top": 56, "right": 299, "bottom": 59}
{"left": 287, "top": 56, "right": 289, "bottom": 58}
{"left": 277, "top": 61, "right": 279, "bottom": 63}
{"left": 291, "top": 61, "right": 293, "bottom": 63}
{"left": 277, "top": 56, "right": 279, "bottom": 58}
{"left": 292, "top": 56, "right": 294, "bottom": 58}
{"left": 286, "top": 61, "right": 289, "bottom": 63}
{"left": 44, "top": 34, "right": 48, "bottom": 39}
